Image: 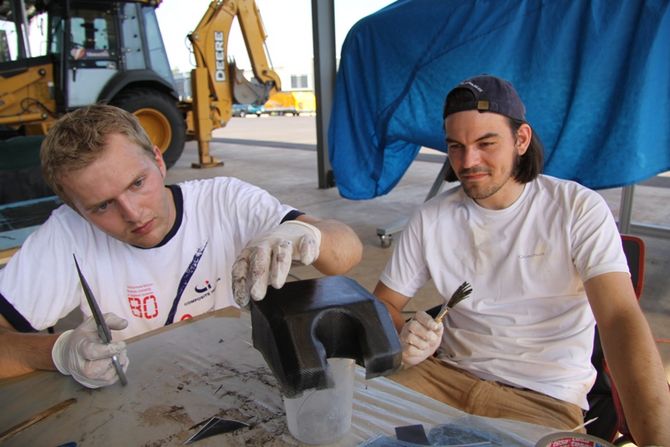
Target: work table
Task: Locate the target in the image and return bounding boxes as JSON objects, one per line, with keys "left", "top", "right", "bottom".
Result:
{"left": 0, "top": 309, "right": 554, "bottom": 446}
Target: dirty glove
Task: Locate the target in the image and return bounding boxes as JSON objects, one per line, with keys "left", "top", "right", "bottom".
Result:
{"left": 52, "top": 312, "right": 129, "bottom": 388}
{"left": 400, "top": 310, "right": 444, "bottom": 368}
{"left": 232, "top": 220, "right": 321, "bottom": 306}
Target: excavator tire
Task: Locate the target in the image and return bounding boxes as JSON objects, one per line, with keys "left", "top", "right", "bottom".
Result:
{"left": 111, "top": 89, "right": 186, "bottom": 168}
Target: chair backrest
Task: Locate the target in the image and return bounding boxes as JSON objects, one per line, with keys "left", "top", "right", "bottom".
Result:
{"left": 621, "top": 234, "right": 645, "bottom": 300}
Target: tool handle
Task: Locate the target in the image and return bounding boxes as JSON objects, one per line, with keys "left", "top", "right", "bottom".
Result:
{"left": 97, "top": 325, "right": 112, "bottom": 344}
{"left": 434, "top": 307, "right": 449, "bottom": 324}
{"left": 111, "top": 355, "right": 128, "bottom": 386}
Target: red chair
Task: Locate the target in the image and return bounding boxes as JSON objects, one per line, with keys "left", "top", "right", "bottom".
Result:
{"left": 621, "top": 235, "right": 645, "bottom": 299}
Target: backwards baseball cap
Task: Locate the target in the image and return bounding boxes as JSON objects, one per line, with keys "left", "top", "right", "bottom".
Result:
{"left": 443, "top": 74, "right": 526, "bottom": 121}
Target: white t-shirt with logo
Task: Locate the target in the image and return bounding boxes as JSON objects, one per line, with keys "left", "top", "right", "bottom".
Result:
{"left": 0, "top": 177, "right": 293, "bottom": 339}
{"left": 380, "top": 174, "right": 629, "bottom": 409}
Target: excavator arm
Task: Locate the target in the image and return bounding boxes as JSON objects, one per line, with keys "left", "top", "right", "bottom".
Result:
{"left": 187, "top": 0, "right": 281, "bottom": 167}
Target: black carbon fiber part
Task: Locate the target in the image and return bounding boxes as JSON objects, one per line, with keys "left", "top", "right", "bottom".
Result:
{"left": 250, "top": 276, "right": 402, "bottom": 397}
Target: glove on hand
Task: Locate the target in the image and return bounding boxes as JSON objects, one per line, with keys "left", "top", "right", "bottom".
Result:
{"left": 399, "top": 310, "right": 444, "bottom": 368}
{"left": 232, "top": 220, "right": 321, "bottom": 306}
{"left": 52, "top": 312, "right": 129, "bottom": 388}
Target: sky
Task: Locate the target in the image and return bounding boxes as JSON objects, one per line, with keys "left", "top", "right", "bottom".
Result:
{"left": 155, "top": 0, "right": 395, "bottom": 74}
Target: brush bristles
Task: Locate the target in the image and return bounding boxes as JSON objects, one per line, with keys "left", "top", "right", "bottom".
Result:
{"left": 435, "top": 281, "right": 473, "bottom": 323}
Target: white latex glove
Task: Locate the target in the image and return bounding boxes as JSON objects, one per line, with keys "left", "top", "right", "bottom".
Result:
{"left": 232, "top": 220, "right": 321, "bottom": 306}
{"left": 400, "top": 310, "right": 444, "bottom": 368}
{"left": 52, "top": 312, "right": 129, "bottom": 388}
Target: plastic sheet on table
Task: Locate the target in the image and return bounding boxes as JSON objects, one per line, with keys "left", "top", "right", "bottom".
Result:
{"left": 359, "top": 416, "right": 538, "bottom": 447}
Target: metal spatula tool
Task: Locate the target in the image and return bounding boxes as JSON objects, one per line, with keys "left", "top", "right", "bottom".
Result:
{"left": 184, "top": 417, "right": 249, "bottom": 444}
{"left": 434, "top": 281, "right": 473, "bottom": 323}
{"left": 73, "top": 254, "right": 128, "bottom": 386}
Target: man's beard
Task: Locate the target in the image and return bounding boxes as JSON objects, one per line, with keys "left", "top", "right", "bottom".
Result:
{"left": 460, "top": 153, "right": 520, "bottom": 201}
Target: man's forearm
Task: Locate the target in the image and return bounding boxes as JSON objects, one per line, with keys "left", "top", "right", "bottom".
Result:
{"left": 0, "top": 326, "right": 59, "bottom": 378}
{"left": 373, "top": 282, "right": 409, "bottom": 332}
{"left": 585, "top": 272, "right": 670, "bottom": 444}
{"left": 308, "top": 219, "right": 363, "bottom": 275}
{"left": 600, "top": 315, "right": 670, "bottom": 445}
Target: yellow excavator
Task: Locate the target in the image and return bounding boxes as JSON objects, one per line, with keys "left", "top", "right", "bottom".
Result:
{"left": 0, "top": 0, "right": 281, "bottom": 177}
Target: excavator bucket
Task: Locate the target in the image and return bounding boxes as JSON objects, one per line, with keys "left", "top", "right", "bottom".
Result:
{"left": 230, "top": 60, "right": 270, "bottom": 105}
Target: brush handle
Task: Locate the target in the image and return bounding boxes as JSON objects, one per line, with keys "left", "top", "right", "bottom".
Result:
{"left": 434, "top": 307, "right": 449, "bottom": 324}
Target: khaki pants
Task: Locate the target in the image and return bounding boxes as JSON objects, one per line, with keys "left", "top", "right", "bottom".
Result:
{"left": 389, "top": 357, "right": 584, "bottom": 431}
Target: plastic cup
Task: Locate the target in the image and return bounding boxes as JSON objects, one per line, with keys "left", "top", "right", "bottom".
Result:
{"left": 283, "top": 358, "right": 355, "bottom": 445}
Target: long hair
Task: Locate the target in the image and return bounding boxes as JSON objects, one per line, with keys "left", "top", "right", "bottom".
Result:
{"left": 444, "top": 117, "right": 544, "bottom": 183}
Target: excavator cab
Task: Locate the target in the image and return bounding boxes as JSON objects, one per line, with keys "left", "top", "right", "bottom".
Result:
{"left": 0, "top": 0, "right": 186, "bottom": 170}
{"left": 1, "top": 0, "right": 282, "bottom": 202}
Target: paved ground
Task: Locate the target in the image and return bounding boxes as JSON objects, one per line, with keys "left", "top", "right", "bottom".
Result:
{"left": 166, "top": 114, "right": 670, "bottom": 380}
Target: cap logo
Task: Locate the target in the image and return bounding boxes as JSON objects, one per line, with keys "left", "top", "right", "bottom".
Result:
{"left": 461, "top": 80, "right": 483, "bottom": 92}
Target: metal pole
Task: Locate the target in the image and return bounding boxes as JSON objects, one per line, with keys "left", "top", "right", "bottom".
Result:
{"left": 311, "top": 0, "right": 336, "bottom": 188}
{"left": 619, "top": 185, "right": 634, "bottom": 234}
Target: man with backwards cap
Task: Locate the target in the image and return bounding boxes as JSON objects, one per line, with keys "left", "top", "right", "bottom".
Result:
{"left": 374, "top": 75, "right": 670, "bottom": 443}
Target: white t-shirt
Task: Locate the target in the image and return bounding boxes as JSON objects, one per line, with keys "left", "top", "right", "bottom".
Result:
{"left": 0, "top": 177, "right": 294, "bottom": 339}
{"left": 380, "top": 175, "right": 629, "bottom": 409}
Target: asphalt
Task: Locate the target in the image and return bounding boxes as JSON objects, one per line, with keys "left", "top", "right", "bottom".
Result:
{"left": 166, "top": 114, "right": 670, "bottom": 382}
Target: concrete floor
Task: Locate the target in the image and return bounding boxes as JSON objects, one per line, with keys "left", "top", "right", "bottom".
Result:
{"left": 167, "top": 115, "right": 670, "bottom": 380}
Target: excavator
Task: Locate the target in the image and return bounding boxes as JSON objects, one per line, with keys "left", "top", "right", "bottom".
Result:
{"left": 0, "top": 0, "right": 281, "bottom": 180}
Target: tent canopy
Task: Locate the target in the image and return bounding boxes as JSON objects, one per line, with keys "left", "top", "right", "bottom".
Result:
{"left": 328, "top": 0, "right": 670, "bottom": 199}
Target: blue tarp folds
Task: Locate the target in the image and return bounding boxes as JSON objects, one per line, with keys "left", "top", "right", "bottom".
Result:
{"left": 328, "top": 0, "right": 670, "bottom": 199}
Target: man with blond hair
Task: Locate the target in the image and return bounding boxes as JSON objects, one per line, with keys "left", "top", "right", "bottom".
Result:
{"left": 0, "top": 104, "right": 362, "bottom": 389}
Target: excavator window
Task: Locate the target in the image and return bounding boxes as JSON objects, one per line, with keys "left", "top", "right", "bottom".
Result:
{"left": 140, "top": 4, "right": 172, "bottom": 81}
{"left": 69, "top": 8, "right": 115, "bottom": 61}
{"left": 0, "top": 0, "right": 20, "bottom": 62}
{"left": 0, "top": 21, "right": 14, "bottom": 62}
{"left": 48, "top": 14, "right": 63, "bottom": 56}
{"left": 0, "top": 0, "right": 49, "bottom": 62}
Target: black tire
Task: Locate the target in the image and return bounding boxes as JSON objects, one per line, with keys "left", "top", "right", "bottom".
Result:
{"left": 239, "top": 110, "right": 246, "bottom": 118}
{"left": 111, "top": 89, "right": 186, "bottom": 168}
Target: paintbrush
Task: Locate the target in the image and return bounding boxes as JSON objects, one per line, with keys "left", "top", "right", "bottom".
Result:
{"left": 434, "top": 281, "right": 472, "bottom": 323}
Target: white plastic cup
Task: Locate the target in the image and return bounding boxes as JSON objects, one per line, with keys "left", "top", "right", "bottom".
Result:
{"left": 283, "top": 357, "right": 355, "bottom": 445}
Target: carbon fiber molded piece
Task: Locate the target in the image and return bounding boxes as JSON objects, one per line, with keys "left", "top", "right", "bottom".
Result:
{"left": 250, "top": 275, "right": 402, "bottom": 397}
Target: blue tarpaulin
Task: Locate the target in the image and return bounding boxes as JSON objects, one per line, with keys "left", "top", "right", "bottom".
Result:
{"left": 328, "top": 0, "right": 670, "bottom": 200}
